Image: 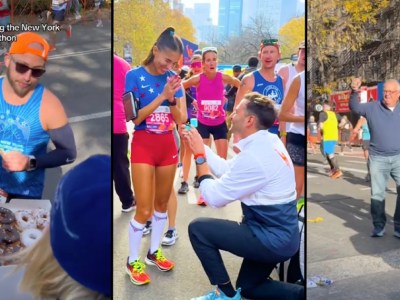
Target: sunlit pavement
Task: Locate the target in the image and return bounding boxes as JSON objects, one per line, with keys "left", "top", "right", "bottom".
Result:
{"left": 41, "top": 20, "right": 112, "bottom": 201}
{"left": 307, "top": 150, "right": 400, "bottom": 299}
{"left": 112, "top": 125, "right": 281, "bottom": 299}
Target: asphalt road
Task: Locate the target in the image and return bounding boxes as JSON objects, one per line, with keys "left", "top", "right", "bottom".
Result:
{"left": 113, "top": 127, "right": 289, "bottom": 300}
{"left": 36, "top": 19, "right": 112, "bottom": 200}
{"left": 307, "top": 147, "right": 400, "bottom": 299}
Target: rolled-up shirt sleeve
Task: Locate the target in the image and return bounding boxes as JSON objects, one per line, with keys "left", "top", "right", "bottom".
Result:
{"left": 200, "top": 152, "right": 267, "bottom": 208}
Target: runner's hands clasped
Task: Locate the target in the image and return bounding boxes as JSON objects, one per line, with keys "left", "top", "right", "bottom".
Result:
{"left": 162, "top": 75, "right": 182, "bottom": 103}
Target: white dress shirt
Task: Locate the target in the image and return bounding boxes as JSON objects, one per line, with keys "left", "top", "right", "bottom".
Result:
{"left": 201, "top": 130, "right": 296, "bottom": 208}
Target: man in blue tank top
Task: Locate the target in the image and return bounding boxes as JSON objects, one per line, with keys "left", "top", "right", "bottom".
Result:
{"left": 234, "top": 39, "right": 285, "bottom": 136}
{"left": 0, "top": 32, "right": 76, "bottom": 201}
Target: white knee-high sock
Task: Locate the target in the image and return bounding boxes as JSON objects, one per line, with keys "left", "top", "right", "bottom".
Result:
{"left": 150, "top": 210, "right": 168, "bottom": 254}
{"left": 128, "top": 219, "right": 145, "bottom": 263}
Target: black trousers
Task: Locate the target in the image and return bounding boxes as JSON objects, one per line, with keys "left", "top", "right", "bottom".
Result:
{"left": 112, "top": 133, "right": 134, "bottom": 208}
{"left": 189, "top": 217, "right": 303, "bottom": 299}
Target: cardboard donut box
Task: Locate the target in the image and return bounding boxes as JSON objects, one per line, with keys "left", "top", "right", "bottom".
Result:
{"left": 0, "top": 199, "right": 51, "bottom": 265}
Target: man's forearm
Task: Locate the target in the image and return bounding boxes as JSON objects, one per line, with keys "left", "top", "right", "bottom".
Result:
{"left": 36, "top": 124, "right": 77, "bottom": 169}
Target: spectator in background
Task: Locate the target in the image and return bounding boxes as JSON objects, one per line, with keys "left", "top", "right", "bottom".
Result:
{"left": 279, "top": 71, "right": 305, "bottom": 200}
{"left": 353, "top": 116, "right": 371, "bottom": 181}
{"left": 338, "top": 115, "right": 353, "bottom": 155}
{"left": 178, "top": 54, "right": 203, "bottom": 195}
{"left": 350, "top": 77, "right": 400, "bottom": 238}
{"left": 307, "top": 116, "right": 318, "bottom": 154}
{"left": 278, "top": 41, "right": 305, "bottom": 144}
{"left": 66, "top": 0, "right": 81, "bottom": 20}
{"left": 48, "top": 0, "right": 72, "bottom": 51}
{"left": 94, "top": 0, "right": 105, "bottom": 28}
{"left": 225, "top": 64, "right": 242, "bottom": 141}
{"left": 318, "top": 101, "right": 343, "bottom": 179}
{"left": 113, "top": 54, "right": 135, "bottom": 212}
{"left": 239, "top": 56, "right": 259, "bottom": 80}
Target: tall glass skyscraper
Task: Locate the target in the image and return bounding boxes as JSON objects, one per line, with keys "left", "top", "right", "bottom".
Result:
{"left": 241, "top": 0, "right": 298, "bottom": 34}
{"left": 218, "top": 0, "right": 243, "bottom": 40}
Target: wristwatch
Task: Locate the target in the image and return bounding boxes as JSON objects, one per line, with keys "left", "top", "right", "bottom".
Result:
{"left": 27, "top": 155, "right": 37, "bottom": 171}
{"left": 195, "top": 155, "right": 207, "bottom": 165}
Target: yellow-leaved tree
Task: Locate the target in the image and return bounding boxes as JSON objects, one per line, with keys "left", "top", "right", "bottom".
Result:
{"left": 278, "top": 16, "right": 305, "bottom": 59}
{"left": 114, "top": 0, "right": 196, "bottom": 66}
{"left": 309, "top": 0, "right": 390, "bottom": 90}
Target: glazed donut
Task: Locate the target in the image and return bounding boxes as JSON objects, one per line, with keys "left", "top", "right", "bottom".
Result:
{"left": 34, "top": 209, "right": 50, "bottom": 230}
{"left": 0, "top": 207, "right": 15, "bottom": 224}
{"left": 0, "top": 224, "right": 20, "bottom": 243}
{"left": 15, "top": 210, "right": 36, "bottom": 230}
{"left": 21, "top": 228, "right": 42, "bottom": 247}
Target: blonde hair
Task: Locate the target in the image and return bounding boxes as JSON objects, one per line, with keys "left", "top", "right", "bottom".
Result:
{"left": 186, "top": 54, "right": 203, "bottom": 79}
{"left": 11, "top": 229, "right": 108, "bottom": 300}
{"left": 190, "top": 54, "right": 201, "bottom": 63}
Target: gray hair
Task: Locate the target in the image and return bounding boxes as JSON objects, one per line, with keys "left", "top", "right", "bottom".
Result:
{"left": 384, "top": 79, "right": 400, "bottom": 91}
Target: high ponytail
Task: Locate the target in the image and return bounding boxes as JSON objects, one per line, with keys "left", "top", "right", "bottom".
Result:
{"left": 142, "top": 27, "right": 184, "bottom": 66}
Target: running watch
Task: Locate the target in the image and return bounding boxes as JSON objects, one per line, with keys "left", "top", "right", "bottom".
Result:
{"left": 27, "top": 155, "right": 37, "bottom": 171}
{"left": 195, "top": 156, "right": 207, "bottom": 165}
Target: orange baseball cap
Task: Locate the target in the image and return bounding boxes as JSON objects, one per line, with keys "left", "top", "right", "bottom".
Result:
{"left": 9, "top": 32, "right": 50, "bottom": 61}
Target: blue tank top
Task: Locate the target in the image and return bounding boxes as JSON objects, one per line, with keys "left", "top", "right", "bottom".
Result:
{"left": 361, "top": 122, "right": 370, "bottom": 141}
{"left": 0, "top": 78, "right": 49, "bottom": 198}
{"left": 125, "top": 66, "right": 183, "bottom": 131}
{"left": 252, "top": 71, "right": 284, "bottom": 105}
{"left": 252, "top": 71, "right": 284, "bottom": 134}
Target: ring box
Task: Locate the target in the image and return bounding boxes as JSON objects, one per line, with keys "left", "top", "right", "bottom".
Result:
{"left": 190, "top": 118, "right": 198, "bottom": 128}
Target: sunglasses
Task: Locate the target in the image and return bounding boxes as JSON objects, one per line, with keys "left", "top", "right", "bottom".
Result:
{"left": 191, "top": 61, "right": 202, "bottom": 68}
{"left": 261, "top": 39, "right": 279, "bottom": 46}
{"left": 11, "top": 57, "right": 46, "bottom": 78}
{"left": 202, "top": 47, "right": 218, "bottom": 54}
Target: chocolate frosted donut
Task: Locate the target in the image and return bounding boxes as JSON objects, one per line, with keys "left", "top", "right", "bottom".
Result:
{"left": 0, "top": 224, "right": 20, "bottom": 243}
{"left": 0, "top": 207, "right": 15, "bottom": 224}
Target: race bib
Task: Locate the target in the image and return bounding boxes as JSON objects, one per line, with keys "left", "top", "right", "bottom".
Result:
{"left": 146, "top": 106, "right": 174, "bottom": 134}
{"left": 200, "top": 100, "right": 222, "bottom": 119}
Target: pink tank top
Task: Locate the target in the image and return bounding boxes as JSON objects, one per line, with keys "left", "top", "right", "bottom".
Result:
{"left": 196, "top": 72, "right": 226, "bottom": 126}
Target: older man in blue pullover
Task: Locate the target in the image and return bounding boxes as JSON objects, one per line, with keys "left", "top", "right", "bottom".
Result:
{"left": 350, "top": 78, "right": 400, "bottom": 238}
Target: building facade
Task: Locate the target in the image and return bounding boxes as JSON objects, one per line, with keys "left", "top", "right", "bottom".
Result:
{"left": 218, "top": 0, "right": 243, "bottom": 40}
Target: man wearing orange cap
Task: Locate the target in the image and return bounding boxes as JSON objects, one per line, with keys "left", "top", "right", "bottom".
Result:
{"left": 0, "top": 32, "right": 77, "bottom": 201}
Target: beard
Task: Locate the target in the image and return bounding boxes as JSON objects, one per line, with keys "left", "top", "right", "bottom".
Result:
{"left": 6, "top": 67, "right": 35, "bottom": 98}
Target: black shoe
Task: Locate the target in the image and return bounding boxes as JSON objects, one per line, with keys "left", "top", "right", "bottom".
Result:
{"left": 122, "top": 197, "right": 136, "bottom": 213}
{"left": 193, "top": 176, "right": 200, "bottom": 189}
{"left": 178, "top": 182, "right": 189, "bottom": 194}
